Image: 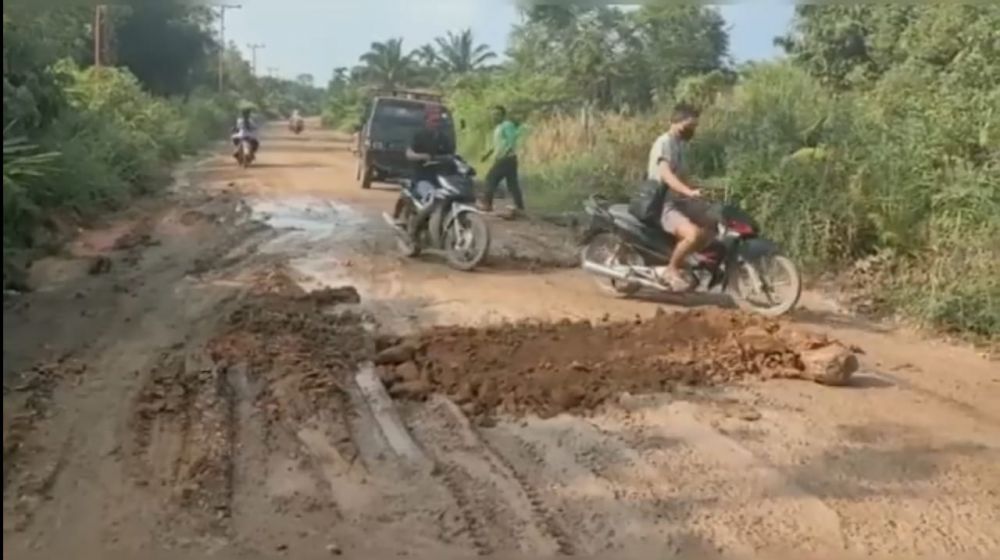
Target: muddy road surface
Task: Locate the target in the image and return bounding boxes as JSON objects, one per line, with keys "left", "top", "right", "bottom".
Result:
{"left": 4, "top": 125, "right": 999, "bottom": 560}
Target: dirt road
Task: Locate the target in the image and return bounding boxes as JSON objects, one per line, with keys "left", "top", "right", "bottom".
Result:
{"left": 4, "top": 124, "right": 999, "bottom": 560}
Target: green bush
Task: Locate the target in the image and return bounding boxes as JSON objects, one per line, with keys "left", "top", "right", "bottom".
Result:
{"left": 3, "top": 62, "right": 238, "bottom": 282}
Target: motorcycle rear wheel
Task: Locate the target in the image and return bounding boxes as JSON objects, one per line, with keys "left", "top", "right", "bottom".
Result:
{"left": 729, "top": 254, "right": 802, "bottom": 317}
{"left": 582, "top": 233, "right": 643, "bottom": 297}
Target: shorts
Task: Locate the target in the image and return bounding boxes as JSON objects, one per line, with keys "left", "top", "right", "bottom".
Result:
{"left": 660, "top": 198, "right": 716, "bottom": 233}
{"left": 660, "top": 206, "right": 689, "bottom": 233}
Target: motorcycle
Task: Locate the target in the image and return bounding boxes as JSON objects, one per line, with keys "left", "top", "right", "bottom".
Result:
{"left": 580, "top": 195, "right": 801, "bottom": 317}
{"left": 233, "top": 131, "right": 256, "bottom": 168}
{"left": 289, "top": 118, "right": 304, "bottom": 135}
{"left": 382, "top": 155, "right": 491, "bottom": 271}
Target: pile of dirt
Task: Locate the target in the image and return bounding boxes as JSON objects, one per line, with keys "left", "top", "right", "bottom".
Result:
{"left": 375, "top": 309, "right": 860, "bottom": 419}
{"left": 208, "top": 272, "right": 369, "bottom": 428}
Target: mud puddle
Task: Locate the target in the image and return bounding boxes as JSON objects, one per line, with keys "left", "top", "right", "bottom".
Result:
{"left": 247, "top": 196, "right": 368, "bottom": 250}
{"left": 375, "top": 308, "right": 860, "bottom": 420}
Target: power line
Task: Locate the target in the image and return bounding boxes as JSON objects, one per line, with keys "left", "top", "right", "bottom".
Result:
{"left": 247, "top": 43, "right": 266, "bottom": 76}
{"left": 215, "top": 4, "right": 243, "bottom": 92}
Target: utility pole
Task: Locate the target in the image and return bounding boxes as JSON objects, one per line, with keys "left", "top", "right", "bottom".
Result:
{"left": 215, "top": 4, "right": 242, "bottom": 92}
{"left": 247, "top": 43, "right": 266, "bottom": 76}
{"left": 94, "top": 5, "right": 106, "bottom": 67}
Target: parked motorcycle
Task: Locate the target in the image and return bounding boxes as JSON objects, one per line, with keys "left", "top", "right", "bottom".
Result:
{"left": 580, "top": 195, "right": 801, "bottom": 316}
{"left": 382, "top": 155, "right": 491, "bottom": 271}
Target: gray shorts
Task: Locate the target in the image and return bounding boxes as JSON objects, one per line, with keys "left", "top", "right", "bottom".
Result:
{"left": 660, "top": 206, "right": 690, "bottom": 233}
{"left": 660, "top": 199, "right": 716, "bottom": 233}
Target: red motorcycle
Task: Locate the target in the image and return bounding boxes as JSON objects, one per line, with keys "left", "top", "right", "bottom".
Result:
{"left": 580, "top": 194, "right": 801, "bottom": 317}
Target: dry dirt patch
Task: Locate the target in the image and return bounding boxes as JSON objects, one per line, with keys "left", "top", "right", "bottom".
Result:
{"left": 376, "top": 308, "right": 859, "bottom": 420}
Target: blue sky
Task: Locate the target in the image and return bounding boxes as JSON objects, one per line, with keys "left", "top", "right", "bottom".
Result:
{"left": 226, "top": 1, "right": 795, "bottom": 81}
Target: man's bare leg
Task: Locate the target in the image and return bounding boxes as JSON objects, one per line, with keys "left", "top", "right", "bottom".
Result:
{"left": 657, "top": 214, "right": 700, "bottom": 290}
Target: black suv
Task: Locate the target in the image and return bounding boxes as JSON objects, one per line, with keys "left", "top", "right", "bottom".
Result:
{"left": 354, "top": 90, "right": 456, "bottom": 190}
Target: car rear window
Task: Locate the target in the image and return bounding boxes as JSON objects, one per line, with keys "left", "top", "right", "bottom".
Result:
{"left": 371, "top": 99, "right": 454, "bottom": 141}
{"left": 374, "top": 100, "right": 429, "bottom": 126}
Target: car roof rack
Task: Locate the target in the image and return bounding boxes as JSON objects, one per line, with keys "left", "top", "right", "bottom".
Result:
{"left": 372, "top": 87, "right": 444, "bottom": 103}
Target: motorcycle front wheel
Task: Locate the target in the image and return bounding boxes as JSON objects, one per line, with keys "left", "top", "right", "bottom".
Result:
{"left": 444, "top": 212, "right": 490, "bottom": 271}
{"left": 240, "top": 141, "right": 254, "bottom": 168}
{"left": 395, "top": 201, "right": 421, "bottom": 257}
{"left": 729, "top": 254, "right": 802, "bottom": 317}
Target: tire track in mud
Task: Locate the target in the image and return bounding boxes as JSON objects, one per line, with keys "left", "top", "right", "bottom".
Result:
{"left": 483, "top": 417, "right": 665, "bottom": 556}
{"left": 128, "top": 351, "right": 237, "bottom": 533}
{"left": 439, "top": 396, "right": 577, "bottom": 556}
{"left": 405, "top": 396, "right": 568, "bottom": 556}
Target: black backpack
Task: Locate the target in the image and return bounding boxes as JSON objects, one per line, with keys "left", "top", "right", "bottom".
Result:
{"left": 629, "top": 180, "right": 668, "bottom": 225}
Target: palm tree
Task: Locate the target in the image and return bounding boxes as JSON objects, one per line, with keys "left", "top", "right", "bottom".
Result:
{"left": 357, "top": 38, "right": 418, "bottom": 89}
{"left": 410, "top": 43, "right": 442, "bottom": 86}
{"left": 414, "top": 44, "right": 439, "bottom": 68}
{"left": 434, "top": 29, "right": 497, "bottom": 75}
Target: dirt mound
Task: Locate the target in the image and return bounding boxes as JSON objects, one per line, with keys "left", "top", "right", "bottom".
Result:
{"left": 208, "top": 273, "right": 370, "bottom": 430}
{"left": 377, "top": 309, "right": 859, "bottom": 419}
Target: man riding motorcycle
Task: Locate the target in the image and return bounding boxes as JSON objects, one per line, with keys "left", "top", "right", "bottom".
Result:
{"left": 231, "top": 108, "right": 260, "bottom": 159}
{"left": 642, "top": 104, "right": 715, "bottom": 290}
{"left": 289, "top": 110, "right": 304, "bottom": 131}
{"left": 392, "top": 104, "right": 455, "bottom": 237}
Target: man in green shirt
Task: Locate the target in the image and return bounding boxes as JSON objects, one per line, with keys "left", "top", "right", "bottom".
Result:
{"left": 480, "top": 105, "right": 524, "bottom": 213}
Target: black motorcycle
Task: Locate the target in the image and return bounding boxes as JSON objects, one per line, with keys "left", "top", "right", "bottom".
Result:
{"left": 383, "top": 155, "right": 491, "bottom": 271}
{"left": 580, "top": 194, "right": 802, "bottom": 317}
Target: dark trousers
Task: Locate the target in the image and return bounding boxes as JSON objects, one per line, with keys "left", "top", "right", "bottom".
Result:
{"left": 483, "top": 156, "right": 523, "bottom": 210}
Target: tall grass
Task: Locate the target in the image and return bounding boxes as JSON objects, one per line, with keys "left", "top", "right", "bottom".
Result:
{"left": 495, "top": 62, "right": 999, "bottom": 337}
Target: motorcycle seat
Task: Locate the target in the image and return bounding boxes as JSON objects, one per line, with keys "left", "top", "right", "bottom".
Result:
{"left": 608, "top": 204, "right": 672, "bottom": 244}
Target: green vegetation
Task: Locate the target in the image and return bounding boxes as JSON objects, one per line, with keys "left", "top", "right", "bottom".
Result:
{"left": 324, "top": 3, "right": 998, "bottom": 337}
{"left": 3, "top": 1, "right": 325, "bottom": 284}
{"left": 321, "top": 30, "right": 498, "bottom": 129}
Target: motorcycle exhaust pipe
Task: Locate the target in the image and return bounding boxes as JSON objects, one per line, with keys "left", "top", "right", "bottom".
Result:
{"left": 582, "top": 260, "right": 668, "bottom": 292}
{"left": 582, "top": 259, "right": 631, "bottom": 280}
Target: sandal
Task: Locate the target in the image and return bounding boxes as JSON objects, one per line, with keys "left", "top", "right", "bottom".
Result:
{"left": 656, "top": 267, "right": 695, "bottom": 292}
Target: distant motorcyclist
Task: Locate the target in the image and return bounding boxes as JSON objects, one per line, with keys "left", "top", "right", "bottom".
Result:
{"left": 289, "top": 109, "right": 304, "bottom": 132}
{"left": 232, "top": 108, "right": 260, "bottom": 158}
{"left": 393, "top": 104, "right": 455, "bottom": 226}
